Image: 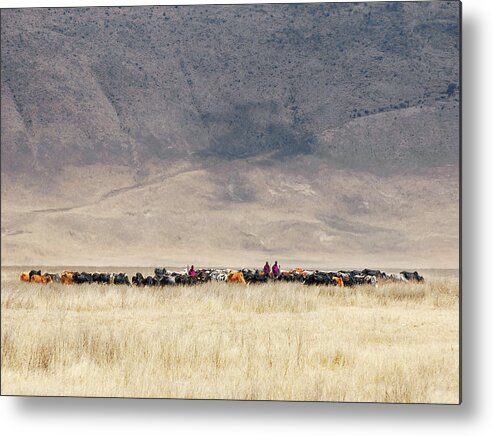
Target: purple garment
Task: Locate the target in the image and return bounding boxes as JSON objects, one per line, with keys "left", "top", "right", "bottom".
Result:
{"left": 272, "top": 264, "right": 279, "bottom": 276}
{"left": 189, "top": 269, "right": 197, "bottom": 277}
{"left": 263, "top": 264, "right": 270, "bottom": 275}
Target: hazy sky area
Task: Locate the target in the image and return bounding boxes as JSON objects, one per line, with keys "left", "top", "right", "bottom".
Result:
{"left": 1, "top": 2, "right": 460, "bottom": 269}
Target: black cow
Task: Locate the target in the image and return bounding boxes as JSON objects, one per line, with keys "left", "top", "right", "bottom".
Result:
{"left": 187, "top": 275, "right": 199, "bottom": 285}
{"left": 290, "top": 273, "right": 305, "bottom": 283}
{"left": 113, "top": 273, "right": 130, "bottom": 285}
{"left": 157, "top": 275, "right": 177, "bottom": 286}
{"left": 277, "top": 274, "right": 292, "bottom": 282}
{"left": 400, "top": 271, "right": 424, "bottom": 282}
{"left": 154, "top": 268, "right": 167, "bottom": 277}
{"left": 304, "top": 272, "right": 334, "bottom": 286}
{"left": 132, "top": 273, "right": 145, "bottom": 286}
{"left": 154, "top": 275, "right": 166, "bottom": 286}
{"left": 73, "top": 272, "right": 93, "bottom": 284}
{"left": 243, "top": 270, "right": 269, "bottom": 284}
{"left": 174, "top": 274, "right": 197, "bottom": 285}
{"left": 144, "top": 276, "right": 157, "bottom": 286}
{"left": 253, "top": 271, "right": 269, "bottom": 283}
{"left": 173, "top": 274, "right": 185, "bottom": 285}
{"left": 361, "top": 269, "right": 387, "bottom": 279}
{"left": 92, "top": 273, "right": 111, "bottom": 284}
{"left": 242, "top": 270, "right": 255, "bottom": 283}
{"left": 99, "top": 273, "right": 111, "bottom": 284}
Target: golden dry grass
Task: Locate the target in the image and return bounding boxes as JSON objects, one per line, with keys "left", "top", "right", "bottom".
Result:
{"left": 0, "top": 268, "right": 459, "bottom": 403}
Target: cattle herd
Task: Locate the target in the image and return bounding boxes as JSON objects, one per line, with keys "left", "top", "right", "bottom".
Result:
{"left": 19, "top": 268, "right": 424, "bottom": 287}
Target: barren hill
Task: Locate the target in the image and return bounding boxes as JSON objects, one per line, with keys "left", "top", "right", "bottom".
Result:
{"left": 0, "top": 2, "right": 460, "bottom": 268}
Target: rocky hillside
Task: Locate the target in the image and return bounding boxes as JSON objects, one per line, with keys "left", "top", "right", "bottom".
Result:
{"left": 0, "top": 2, "right": 460, "bottom": 268}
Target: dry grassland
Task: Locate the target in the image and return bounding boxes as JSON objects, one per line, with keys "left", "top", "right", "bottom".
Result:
{"left": 1, "top": 269, "right": 459, "bottom": 403}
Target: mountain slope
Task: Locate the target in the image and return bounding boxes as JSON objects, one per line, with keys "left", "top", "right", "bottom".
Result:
{"left": 1, "top": 3, "right": 459, "bottom": 174}
{"left": 0, "top": 3, "right": 460, "bottom": 267}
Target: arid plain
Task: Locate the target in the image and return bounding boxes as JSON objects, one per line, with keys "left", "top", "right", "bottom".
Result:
{"left": 1, "top": 268, "right": 459, "bottom": 403}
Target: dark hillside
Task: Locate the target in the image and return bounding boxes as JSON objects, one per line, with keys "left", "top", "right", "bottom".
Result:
{"left": 1, "top": 2, "right": 459, "bottom": 175}
{"left": 0, "top": 3, "right": 460, "bottom": 268}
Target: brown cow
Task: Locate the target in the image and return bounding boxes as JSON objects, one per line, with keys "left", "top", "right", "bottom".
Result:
{"left": 334, "top": 276, "right": 344, "bottom": 287}
{"left": 227, "top": 271, "right": 246, "bottom": 284}
{"left": 61, "top": 271, "right": 75, "bottom": 285}
{"left": 288, "top": 267, "right": 309, "bottom": 277}
{"left": 20, "top": 272, "right": 30, "bottom": 282}
{"left": 31, "top": 274, "right": 53, "bottom": 284}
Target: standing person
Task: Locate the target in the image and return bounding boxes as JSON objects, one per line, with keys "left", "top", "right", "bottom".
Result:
{"left": 272, "top": 261, "right": 280, "bottom": 278}
{"left": 263, "top": 261, "right": 271, "bottom": 276}
{"left": 187, "top": 265, "right": 197, "bottom": 277}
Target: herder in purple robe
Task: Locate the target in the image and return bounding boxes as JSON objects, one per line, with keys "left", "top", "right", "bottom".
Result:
{"left": 272, "top": 261, "right": 280, "bottom": 278}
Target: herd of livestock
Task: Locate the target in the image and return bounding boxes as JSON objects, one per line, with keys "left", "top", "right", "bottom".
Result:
{"left": 19, "top": 267, "right": 424, "bottom": 287}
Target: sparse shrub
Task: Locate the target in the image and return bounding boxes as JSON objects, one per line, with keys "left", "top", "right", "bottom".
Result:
{"left": 447, "top": 82, "right": 457, "bottom": 97}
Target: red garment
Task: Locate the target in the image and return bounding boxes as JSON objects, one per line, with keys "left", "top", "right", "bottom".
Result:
{"left": 189, "top": 268, "right": 197, "bottom": 277}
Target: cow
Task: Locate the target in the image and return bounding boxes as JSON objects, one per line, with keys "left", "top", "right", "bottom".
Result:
{"left": 196, "top": 269, "right": 211, "bottom": 283}
{"left": 400, "top": 271, "right": 424, "bottom": 282}
{"left": 361, "top": 269, "right": 387, "bottom": 279}
{"left": 334, "top": 276, "right": 345, "bottom": 287}
{"left": 241, "top": 269, "right": 269, "bottom": 284}
{"left": 154, "top": 274, "right": 169, "bottom": 286}
{"left": 186, "top": 274, "right": 199, "bottom": 285}
{"left": 253, "top": 271, "right": 269, "bottom": 284}
{"left": 337, "top": 272, "right": 354, "bottom": 286}
{"left": 385, "top": 273, "right": 407, "bottom": 282}
{"left": 92, "top": 273, "right": 111, "bottom": 284}
{"left": 19, "top": 272, "right": 30, "bottom": 282}
{"left": 154, "top": 268, "right": 167, "bottom": 277}
{"left": 304, "top": 272, "right": 333, "bottom": 286}
{"left": 349, "top": 274, "right": 365, "bottom": 286}
{"left": 132, "top": 272, "right": 145, "bottom": 286}
{"left": 172, "top": 273, "right": 185, "bottom": 285}
{"left": 144, "top": 276, "right": 157, "bottom": 286}
{"left": 158, "top": 275, "right": 177, "bottom": 286}
{"left": 210, "top": 271, "right": 228, "bottom": 281}
{"left": 73, "top": 272, "right": 93, "bottom": 284}
{"left": 228, "top": 271, "right": 246, "bottom": 284}
{"left": 29, "top": 270, "right": 41, "bottom": 280}
{"left": 61, "top": 271, "right": 75, "bottom": 285}
{"left": 31, "top": 274, "right": 53, "bottom": 284}
{"left": 279, "top": 271, "right": 305, "bottom": 283}
{"left": 241, "top": 270, "right": 255, "bottom": 283}
{"left": 113, "top": 273, "right": 130, "bottom": 285}
{"left": 278, "top": 272, "right": 293, "bottom": 282}
{"left": 173, "top": 274, "right": 197, "bottom": 285}
{"left": 44, "top": 273, "right": 60, "bottom": 283}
